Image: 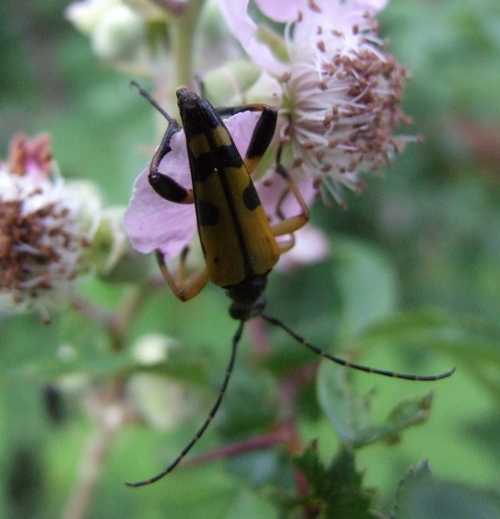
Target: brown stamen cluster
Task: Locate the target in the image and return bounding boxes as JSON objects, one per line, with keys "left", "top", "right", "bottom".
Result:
{"left": 0, "top": 197, "right": 89, "bottom": 305}
{"left": 282, "top": 11, "right": 411, "bottom": 203}
{"left": 0, "top": 134, "right": 91, "bottom": 317}
{"left": 291, "top": 46, "right": 408, "bottom": 175}
{"left": 321, "top": 50, "right": 408, "bottom": 170}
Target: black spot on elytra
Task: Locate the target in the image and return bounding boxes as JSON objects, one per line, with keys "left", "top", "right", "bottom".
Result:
{"left": 219, "top": 145, "right": 244, "bottom": 169}
{"left": 242, "top": 180, "right": 261, "bottom": 211}
{"left": 197, "top": 199, "right": 220, "bottom": 226}
{"left": 190, "top": 154, "right": 216, "bottom": 183}
{"left": 191, "top": 145, "right": 244, "bottom": 185}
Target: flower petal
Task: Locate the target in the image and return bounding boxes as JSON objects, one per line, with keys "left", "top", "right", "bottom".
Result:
{"left": 217, "top": 0, "right": 288, "bottom": 75}
{"left": 257, "top": 173, "right": 315, "bottom": 226}
{"left": 123, "top": 130, "right": 196, "bottom": 260}
{"left": 277, "top": 225, "right": 329, "bottom": 271}
{"left": 348, "top": 0, "right": 389, "bottom": 13}
{"left": 253, "top": 0, "right": 303, "bottom": 22}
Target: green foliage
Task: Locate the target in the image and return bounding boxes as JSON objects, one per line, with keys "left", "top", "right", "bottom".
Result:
{"left": 1, "top": 0, "right": 500, "bottom": 517}
{"left": 393, "top": 461, "right": 500, "bottom": 519}
{"left": 292, "top": 444, "right": 380, "bottom": 519}
{"left": 317, "top": 362, "right": 434, "bottom": 448}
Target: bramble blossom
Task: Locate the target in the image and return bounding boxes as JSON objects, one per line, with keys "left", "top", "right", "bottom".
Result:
{"left": 218, "top": 0, "right": 410, "bottom": 205}
{"left": 0, "top": 134, "right": 100, "bottom": 321}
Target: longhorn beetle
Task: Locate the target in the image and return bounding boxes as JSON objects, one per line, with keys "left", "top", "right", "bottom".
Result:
{"left": 126, "top": 83, "right": 455, "bottom": 487}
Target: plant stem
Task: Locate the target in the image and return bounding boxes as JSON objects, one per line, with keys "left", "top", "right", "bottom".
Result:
{"left": 171, "top": 0, "right": 206, "bottom": 87}
{"left": 61, "top": 393, "right": 125, "bottom": 519}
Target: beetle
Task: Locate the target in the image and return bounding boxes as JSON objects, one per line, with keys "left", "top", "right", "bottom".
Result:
{"left": 125, "top": 83, "right": 455, "bottom": 487}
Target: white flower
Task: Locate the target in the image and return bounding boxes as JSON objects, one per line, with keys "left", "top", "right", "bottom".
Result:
{"left": 218, "top": 0, "right": 411, "bottom": 205}
{"left": 91, "top": 4, "right": 145, "bottom": 61}
{"left": 0, "top": 134, "right": 101, "bottom": 321}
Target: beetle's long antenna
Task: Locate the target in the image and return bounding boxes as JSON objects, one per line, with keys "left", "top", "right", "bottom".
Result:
{"left": 259, "top": 313, "right": 455, "bottom": 381}
{"left": 125, "top": 320, "right": 245, "bottom": 487}
{"left": 130, "top": 81, "right": 176, "bottom": 124}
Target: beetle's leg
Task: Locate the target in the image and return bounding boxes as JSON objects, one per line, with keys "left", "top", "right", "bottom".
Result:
{"left": 133, "top": 83, "right": 205, "bottom": 299}
{"left": 175, "top": 246, "right": 190, "bottom": 284}
{"left": 275, "top": 234, "right": 296, "bottom": 255}
{"left": 223, "top": 102, "right": 310, "bottom": 240}
{"left": 220, "top": 105, "right": 310, "bottom": 237}
{"left": 269, "top": 144, "right": 310, "bottom": 238}
{"left": 267, "top": 186, "right": 295, "bottom": 254}
{"left": 219, "top": 101, "right": 310, "bottom": 240}
{"left": 217, "top": 103, "right": 278, "bottom": 175}
{"left": 149, "top": 132, "right": 195, "bottom": 205}
{"left": 155, "top": 249, "right": 209, "bottom": 302}
{"left": 131, "top": 81, "right": 195, "bottom": 205}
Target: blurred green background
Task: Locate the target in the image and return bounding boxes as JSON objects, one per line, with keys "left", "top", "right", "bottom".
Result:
{"left": 1, "top": 0, "right": 500, "bottom": 518}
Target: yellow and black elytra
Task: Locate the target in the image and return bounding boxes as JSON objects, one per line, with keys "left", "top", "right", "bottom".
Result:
{"left": 126, "top": 83, "right": 455, "bottom": 487}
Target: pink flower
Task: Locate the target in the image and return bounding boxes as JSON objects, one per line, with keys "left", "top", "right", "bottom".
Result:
{"left": 218, "top": 0, "right": 410, "bottom": 205}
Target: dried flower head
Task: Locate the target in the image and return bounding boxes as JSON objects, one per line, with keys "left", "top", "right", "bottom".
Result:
{"left": 0, "top": 134, "right": 100, "bottom": 321}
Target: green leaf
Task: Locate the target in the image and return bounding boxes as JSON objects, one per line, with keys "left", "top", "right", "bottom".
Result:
{"left": 316, "top": 361, "right": 372, "bottom": 445}
{"left": 0, "top": 293, "right": 216, "bottom": 386}
{"left": 393, "top": 460, "right": 434, "bottom": 519}
{"left": 223, "top": 488, "right": 277, "bottom": 519}
{"left": 377, "top": 393, "right": 433, "bottom": 444}
{"left": 358, "top": 310, "right": 500, "bottom": 399}
{"left": 292, "top": 443, "right": 381, "bottom": 519}
{"left": 393, "top": 460, "right": 500, "bottom": 519}
{"left": 224, "top": 450, "right": 291, "bottom": 493}
{"left": 333, "top": 238, "right": 398, "bottom": 336}
{"left": 317, "top": 361, "right": 433, "bottom": 448}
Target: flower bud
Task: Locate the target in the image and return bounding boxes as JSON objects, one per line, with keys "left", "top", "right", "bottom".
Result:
{"left": 91, "top": 4, "right": 145, "bottom": 62}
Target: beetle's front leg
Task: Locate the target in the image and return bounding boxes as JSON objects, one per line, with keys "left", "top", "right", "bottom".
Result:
{"left": 217, "top": 103, "right": 278, "bottom": 175}
{"left": 148, "top": 114, "right": 196, "bottom": 205}
{"left": 131, "top": 81, "right": 195, "bottom": 205}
